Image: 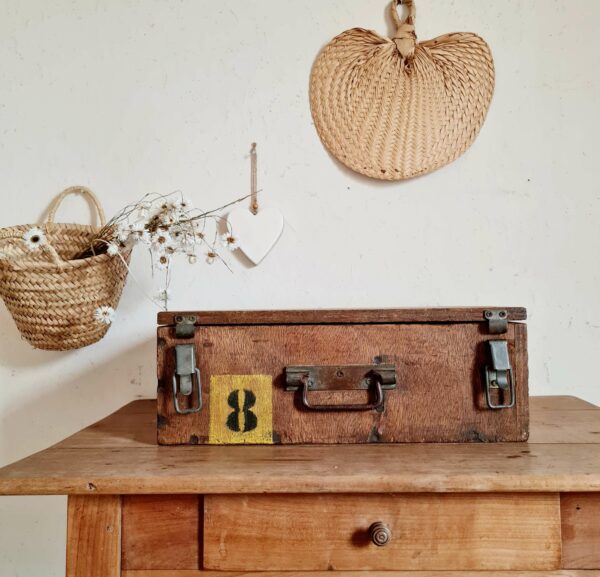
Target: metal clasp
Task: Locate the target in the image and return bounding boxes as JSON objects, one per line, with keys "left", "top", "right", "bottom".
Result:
{"left": 484, "top": 340, "right": 515, "bottom": 410}
{"left": 172, "top": 344, "right": 202, "bottom": 415}
{"left": 174, "top": 315, "right": 197, "bottom": 338}
{"left": 484, "top": 310, "right": 508, "bottom": 334}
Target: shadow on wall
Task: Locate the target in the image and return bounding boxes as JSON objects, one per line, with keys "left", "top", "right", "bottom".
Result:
{"left": 0, "top": 317, "right": 156, "bottom": 466}
{"left": 0, "top": 306, "right": 74, "bottom": 369}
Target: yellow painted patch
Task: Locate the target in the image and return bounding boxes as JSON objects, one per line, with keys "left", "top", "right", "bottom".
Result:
{"left": 208, "top": 375, "right": 273, "bottom": 445}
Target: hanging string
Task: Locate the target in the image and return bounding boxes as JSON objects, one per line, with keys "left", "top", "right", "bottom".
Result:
{"left": 250, "top": 142, "right": 259, "bottom": 215}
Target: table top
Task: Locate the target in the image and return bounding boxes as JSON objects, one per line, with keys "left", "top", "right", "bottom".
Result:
{"left": 0, "top": 396, "right": 599, "bottom": 496}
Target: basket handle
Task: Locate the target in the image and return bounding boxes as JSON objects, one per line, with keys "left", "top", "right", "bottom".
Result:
{"left": 46, "top": 186, "right": 106, "bottom": 227}
{"left": 390, "top": 0, "right": 417, "bottom": 59}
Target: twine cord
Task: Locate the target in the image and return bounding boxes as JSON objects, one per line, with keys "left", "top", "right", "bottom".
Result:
{"left": 391, "top": 0, "right": 417, "bottom": 59}
{"left": 250, "top": 142, "right": 258, "bottom": 215}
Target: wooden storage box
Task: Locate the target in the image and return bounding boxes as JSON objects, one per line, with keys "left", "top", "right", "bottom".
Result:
{"left": 156, "top": 307, "right": 528, "bottom": 445}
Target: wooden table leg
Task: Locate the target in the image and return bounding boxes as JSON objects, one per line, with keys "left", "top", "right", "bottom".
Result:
{"left": 66, "top": 495, "right": 121, "bottom": 577}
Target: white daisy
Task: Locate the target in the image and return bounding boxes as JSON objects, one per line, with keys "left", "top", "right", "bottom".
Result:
{"left": 161, "top": 212, "right": 178, "bottom": 226}
{"left": 137, "top": 203, "right": 152, "bottom": 220}
{"left": 179, "top": 195, "right": 193, "bottom": 211}
{"left": 106, "top": 243, "right": 120, "bottom": 257}
{"left": 188, "top": 253, "right": 198, "bottom": 264}
{"left": 220, "top": 232, "right": 239, "bottom": 252}
{"left": 206, "top": 251, "right": 216, "bottom": 265}
{"left": 155, "top": 288, "right": 172, "bottom": 303}
{"left": 94, "top": 305, "right": 115, "bottom": 325}
{"left": 161, "top": 198, "right": 180, "bottom": 212}
{"left": 169, "top": 225, "right": 194, "bottom": 252}
{"left": 154, "top": 253, "right": 170, "bottom": 270}
{"left": 22, "top": 227, "right": 46, "bottom": 251}
{"left": 132, "top": 229, "right": 151, "bottom": 246}
{"left": 151, "top": 230, "right": 174, "bottom": 253}
{"left": 116, "top": 224, "right": 130, "bottom": 243}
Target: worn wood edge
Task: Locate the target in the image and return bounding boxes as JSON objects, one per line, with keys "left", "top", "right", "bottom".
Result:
{"left": 3, "top": 453, "right": 600, "bottom": 496}
{"left": 2, "top": 396, "right": 599, "bottom": 496}
{"left": 121, "top": 571, "right": 600, "bottom": 576}
{"left": 157, "top": 307, "right": 528, "bottom": 326}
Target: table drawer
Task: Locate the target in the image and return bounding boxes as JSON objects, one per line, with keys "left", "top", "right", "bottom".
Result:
{"left": 203, "top": 493, "right": 561, "bottom": 571}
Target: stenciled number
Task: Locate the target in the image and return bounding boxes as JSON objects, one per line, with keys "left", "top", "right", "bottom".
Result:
{"left": 226, "top": 389, "right": 258, "bottom": 433}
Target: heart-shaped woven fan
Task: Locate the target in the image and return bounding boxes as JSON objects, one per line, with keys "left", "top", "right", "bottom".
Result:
{"left": 310, "top": 0, "right": 495, "bottom": 180}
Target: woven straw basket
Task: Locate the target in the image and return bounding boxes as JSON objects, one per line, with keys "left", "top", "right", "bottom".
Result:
{"left": 0, "top": 186, "right": 130, "bottom": 351}
{"left": 310, "top": 0, "right": 495, "bottom": 181}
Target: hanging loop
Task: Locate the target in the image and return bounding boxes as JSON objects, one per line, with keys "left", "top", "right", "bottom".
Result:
{"left": 46, "top": 185, "right": 106, "bottom": 227}
{"left": 250, "top": 142, "right": 259, "bottom": 215}
{"left": 390, "top": 0, "right": 417, "bottom": 59}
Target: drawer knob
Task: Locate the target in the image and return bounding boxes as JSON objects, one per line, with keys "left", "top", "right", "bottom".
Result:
{"left": 369, "top": 522, "right": 391, "bottom": 546}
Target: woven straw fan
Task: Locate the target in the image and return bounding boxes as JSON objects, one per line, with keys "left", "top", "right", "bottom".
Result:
{"left": 310, "top": 0, "right": 495, "bottom": 181}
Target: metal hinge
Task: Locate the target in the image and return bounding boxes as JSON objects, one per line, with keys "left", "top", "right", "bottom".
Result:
{"left": 484, "top": 340, "right": 515, "bottom": 410}
{"left": 174, "top": 315, "right": 197, "bottom": 338}
{"left": 484, "top": 309, "right": 508, "bottom": 334}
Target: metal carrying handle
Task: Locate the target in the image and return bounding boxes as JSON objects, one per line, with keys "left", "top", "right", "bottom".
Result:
{"left": 300, "top": 373, "right": 385, "bottom": 412}
{"left": 285, "top": 364, "right": 396, "bottom": 412}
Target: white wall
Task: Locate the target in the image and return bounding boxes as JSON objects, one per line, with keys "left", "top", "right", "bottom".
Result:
{"left": 1, "top": 0, "right": 599, "bottom": 574}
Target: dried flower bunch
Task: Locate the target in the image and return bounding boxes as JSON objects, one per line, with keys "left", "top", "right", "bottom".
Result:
{"left": 75, "top": 191, "right": 246, "bottom": 310}
{"left": 0, "top": 186, "right": 247, "bottom": 350}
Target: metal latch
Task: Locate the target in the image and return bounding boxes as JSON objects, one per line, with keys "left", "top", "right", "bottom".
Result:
{"left": 484, "top": 310, "right": 508, "bottom": 334}
{"left": 484, "top": 340, "right": 515, "bottom": 410}
{"left": 172, "top": 344, "right": 202, "bottom": 415}
{"left": 174, "top": 315, "right": 197, "bottom": 338}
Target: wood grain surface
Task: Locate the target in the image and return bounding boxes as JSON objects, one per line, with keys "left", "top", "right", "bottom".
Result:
{"left": 1, "top": 397, "right": 599, "bottom": 496}
{"left": 122, "top": 495, "right": 200, "bottom": 571}
{"left": 562, "top": 493, "right": 600, "bottom": 569}
{"left": 531, "top": 397, "right": 599, "bottom": 411}
{"left": 204, "top": 493, "right": 560, "bottom": 571}
{"left": 66, "top": 495, "right": 121, "bottom": 577}
{"left": 528, "top": 410, "right": 600, "bottom": 444}
{"left": 158, "top": 322, "right": 528, "bottom": 444}
{"left": 157, "top": 307, "right": 527, "bottom": 326}
{"left": 125, "top": 553, "right": 600, "bottom": 575}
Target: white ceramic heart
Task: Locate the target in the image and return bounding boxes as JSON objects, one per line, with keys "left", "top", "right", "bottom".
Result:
{"left": 227, "top": 207, "right": 284, "bottom": 265}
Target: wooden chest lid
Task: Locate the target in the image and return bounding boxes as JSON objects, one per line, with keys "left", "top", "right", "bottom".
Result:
{"left": 157, "top": 307, "right": 527, "bottom": 327}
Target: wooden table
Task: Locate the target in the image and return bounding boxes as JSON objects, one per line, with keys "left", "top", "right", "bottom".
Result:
{"left": 1, "top": 396, "right": 600, "bottom": 576}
